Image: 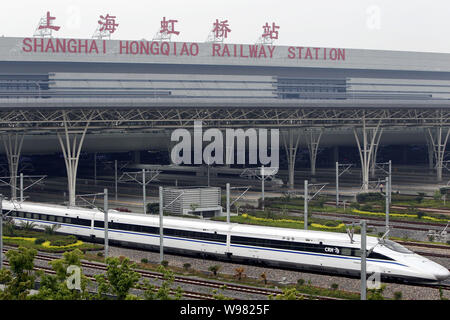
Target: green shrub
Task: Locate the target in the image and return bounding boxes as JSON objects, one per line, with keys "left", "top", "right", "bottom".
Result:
{"left": 44, "top": 224, "right": 60, "bottom": 235}
{"left": 97, "top": 252, "right": 104, "bottom": 257}
{"left": 297, "top": 279, "right": 305, "bottom": 286}
{"left": 34, "top": 238, "right": 46, "bottom": 245}
{"left": 20, "top": 221, "right": 37, "bottom": 231}
{"left": 393, "top": 291, "right": 402, "bottom": 300}
{"left": 356, "top": 192, "right": 383, "bottom": 203}
{"left": 208, "top": 265, "right": 221, "bottom": 276}
{"left": 147, "top": 202, "right": 160, "bottom": 214}
{"left": 311, "top": 196, "right": 327, "bottom": 208}
{"left": 161, "top": 260, "right": 169, "bottom": 267}
{"left": 415, "top": 192, "right": 425, "bottom": 203}
{"left": 349, "top": 202, "right": 360, "bottom": 210}
{"left": 49, "top": 235, "right": 77, "bottom": 247}
{"left": 416, "top": 211, "right": 424, "bottom": 219}
{"left": 361, "top": 204, "right": 373, "bottom": 211}
{"left": 3, "top": 219, "right": 17, "bottom": 236}
{"left": 330, "top": 283, "right": 339, "bottom": 290}
{"left": 406, "top": 206, "right": 418, "bottom": 214}
{"left": 439, "top": 287, "right": 448, "bottom": 300}
{"left": 264, "top": 209, "right": 274, "bottom": 219}
{"left": 141, "top": 258, "right": 149, "bottom": 264}
{"left": 325, "top": 221, "right": 339, "bottom": 227}
{"left": 367, "top": 284, "right": 386, "bottom": 300}
{"left": 183, "top": 263, "right": 191, "bottom": 271}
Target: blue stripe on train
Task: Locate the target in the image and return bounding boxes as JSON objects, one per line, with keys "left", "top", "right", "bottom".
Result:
{"left": 11, "top": 217, "right": 405, "bottom": 267}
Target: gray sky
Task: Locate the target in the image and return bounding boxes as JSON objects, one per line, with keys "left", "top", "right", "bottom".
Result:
{"left": 1, "top": 0, "right": 449, "bottom": 53}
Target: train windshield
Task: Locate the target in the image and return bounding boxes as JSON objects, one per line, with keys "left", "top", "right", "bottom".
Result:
{"left": 380, "top": 239, "right": 412, "bottom": 254}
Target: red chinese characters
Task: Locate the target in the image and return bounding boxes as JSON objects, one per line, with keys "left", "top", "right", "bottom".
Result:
{"left": 212, "top": 19, "right": 231, "bottom": 39}
{"left": 160, "top": 17, "right": 180, "bottom": 35}
{"left": 38, "top": 11, "right": 60, "bottom": 31}
{"left": 262, "top": 22, "right": 279, "bottom": 39}
{"left": 98, "top": 14, "right": 119, "bottom": 34}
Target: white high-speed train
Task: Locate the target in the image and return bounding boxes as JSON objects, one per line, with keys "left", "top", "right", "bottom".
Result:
{"left": 2, "top": 200, "right": 449, "bottom": 283}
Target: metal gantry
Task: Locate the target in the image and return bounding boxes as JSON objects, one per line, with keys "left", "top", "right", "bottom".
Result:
{"left": 375, "top": 160, "right": 392, "bottom": 204}
{"left": 119, "top": 168, "right": 161, "bottom": 214}
{"left": 335, "top": 162, "right": 353, "bottom": 207}
{"left": 0, "top": 107, "right": 449, "bottom": 204}
{"left": 225, "top": 183, "right": 251, "bottom": 223}
{"left": 158, "top": 187, "right": 184, "bottom": 263}
{"left": 303, "top": 180, "right": 328, "bottom": 230}
{"left": 73, "top": 190, "right": 109, "bottom": 257}
{"left": 0, "top": 174, "right": 47, "bottom": 202}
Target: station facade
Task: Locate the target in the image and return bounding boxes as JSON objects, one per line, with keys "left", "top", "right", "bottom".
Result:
{"left": 0, "top": 36, "right": 449, "bottom": 200}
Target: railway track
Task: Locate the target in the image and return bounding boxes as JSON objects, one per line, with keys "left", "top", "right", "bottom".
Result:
{"left": 2, "top": 245, "right": 449, "bottom": 300}
{"left": 0, "top": 247, "right": 341, "bottom": 300}
{"left": 2, "top": 259, "right": 215, "bottom": 300}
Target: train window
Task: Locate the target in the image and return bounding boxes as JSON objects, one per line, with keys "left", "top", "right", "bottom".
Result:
{"left": 9, "top": 211, "right": 16, "bottom": 217}
{"left": 48, "top": 215, "right": 55, "bottom": 222}
{"left": 380, "top": 240, "right": 412, "bottom": 254}
{"left": 142, "top": 226, "right": 158, "bottom": 234}
{"left": 64, "top": 217, "right": 71, "bottom": 224}
{"left": 340, "top": 248, "right": 352, "bottom": 256}
{"left": 56, "top": 216, "right": 63, "bottom": 223}
{"left": 18, "top": 212, "right": 24, "bottom": 217}
{"left": 79, "top": 219, "right": 91, "bottom": 226}
{"left": 33, "top": 213, "right": 39, "bottom": 220}
{"left": 41, "top": 214, "right": 47, "bottom": 221}
{"left": 368, "top": 252, "right": 393, "bottom": 261}
{"left": 94, "top": 221, "right": 104, "bottom": 228}
{"left": 26, "top": 212, "right": 32, "bottom": 218}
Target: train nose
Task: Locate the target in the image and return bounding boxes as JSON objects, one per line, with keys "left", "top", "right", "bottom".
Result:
{"left": 434, "top": 268, "right": 450, "bottom": 281}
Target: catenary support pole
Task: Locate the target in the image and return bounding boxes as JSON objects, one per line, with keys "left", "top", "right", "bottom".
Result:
{"left": 388, "top": 160, "right": 392, "bottom": 205}
{"left": 261, "top": 165, "right": 265, "bottom": 211}
{"left": 142, "top": 169, "right": 146, "bottom": 215}
{"left": 304, "top": 180, "right": 308, "bottom": 230}
{"left": 226, "top": 183, "right": 230, "bottom": 224}
{"left": 104, "top": 188, "right": 108, "bottom": 258}
{"left": 114, "top": 160, "right": 118, "bottom": 201}
{"left": 94, "top": 153, "right": 97, "bottom": 185}
{"left": 0, "top": 194, "right": 3, "bottom": 270}
{"left": 20, "top": 172, "right": 23, "bottom": 202}
{"left": 361, "top": 220, "right": 367, "bottom": 300}
{"left": 336, "top": 162, "right": 339, "bottom": 207}
{"left": 385, "top": 177, "right": 389, "bottom": 238}
{"left": 159, "top": 186, "right": 164, "bottom": 263}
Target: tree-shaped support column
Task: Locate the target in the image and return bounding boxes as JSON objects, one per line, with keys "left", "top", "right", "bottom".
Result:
{"left": 2, "top": 133, "right": 24, "bottom": 200}
{"left": 57, "top": 111, "right": 92, "bottom": 206}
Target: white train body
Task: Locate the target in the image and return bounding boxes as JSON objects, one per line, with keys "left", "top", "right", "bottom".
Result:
{"left": 3, "top": 200, "right": 449, "bottom": 283}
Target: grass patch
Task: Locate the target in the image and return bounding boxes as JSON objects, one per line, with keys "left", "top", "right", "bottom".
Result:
{"left": 295, "top": 283, "right": 360, "bottom": 300}
{"left": 2, "top": 229, "right": 102, "bottom": 253}
{"left": 259, "top": 196, "right": 449, "bottom": 225}
{"left": 212, "top": 213, "right": 357, "bottom": 233}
